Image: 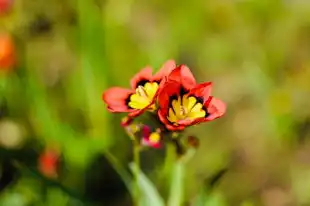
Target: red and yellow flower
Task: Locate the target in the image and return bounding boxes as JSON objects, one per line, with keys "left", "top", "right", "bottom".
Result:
{"left": 141, "top": 125, "right": 161, "bottom": 148}
{"left": 157, "top": 65, "right": 226, "bottom": 131}
{"left": 102, "top": 60, "right": 175, "bottom": 117}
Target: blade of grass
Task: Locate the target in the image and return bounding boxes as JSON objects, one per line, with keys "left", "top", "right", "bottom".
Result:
{"left": 129, "top": 163, "right": 165, "bottom": 206}
{"left": 75, "top": 0, "right": 112, "bottom": 149}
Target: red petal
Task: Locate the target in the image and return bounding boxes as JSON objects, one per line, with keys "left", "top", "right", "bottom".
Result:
{"left": 130, "top": 67, "right": 153, "bottom": 89}
{"left": 166, "top": 124, "right": 185, "bottom": 131}
{"left": 188, "top": 82, "right": 212, "bottom": 103}
{"left": 142, "top": 137, "right": 161, "bottom": 148}
{"left": 102, "top": 87, "right": 134, "bottom": 112}
{"left": 157, "top": 80, "right": 190, "bottom": 131}
{"left": 128, "top": 109, "right": 145, "bottom": 118}
{"left": 158, "top": 80, "right": 181, "bottom": 115}
{"left": 152, "top": 60, "right": 176, "bottom": 82}
{"left": 142, "top": 125, "right": 151, "bottom": 137}
{"left": 203, "top": 97, "right": 226, "bottom": 121}
{"left": 167, "top": 65, "right": 196, "bottom": 91}
{"left": 158, "top": 109, "right": 170, "bottom": 126}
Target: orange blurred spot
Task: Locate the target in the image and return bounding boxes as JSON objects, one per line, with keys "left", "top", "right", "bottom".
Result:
{"left": 0, "top": 34, "right": 15, "bottom": 70}
{"left": 38, "top": 148, "right": 59, "bottom": 178}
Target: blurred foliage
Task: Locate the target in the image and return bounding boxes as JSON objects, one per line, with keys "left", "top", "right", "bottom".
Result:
{"left": 0, "top": 0, "right": 310, "bottom": 205}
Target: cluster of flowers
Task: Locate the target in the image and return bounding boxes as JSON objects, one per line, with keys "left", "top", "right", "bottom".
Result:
{"left": 102, "top": 60, "right": 226, "bottom": 149}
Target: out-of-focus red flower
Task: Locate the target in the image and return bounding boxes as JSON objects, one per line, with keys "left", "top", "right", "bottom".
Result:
{"left": 38, "top": 148, "right": 59, "bottom": 178}
{"left": 0, "top": 0, "right": 13, "bottom": 15}
{"left": 0, "top": 34, "right": 15, "bottom": 70}
{"left": 157, "top": 65, "right": 226, "bottom": 131}
{"left": 102, "top": 60, "right": 175, "bottom": 118}
{"left": 141, "top": 125, "right": 161, "bottom": 148}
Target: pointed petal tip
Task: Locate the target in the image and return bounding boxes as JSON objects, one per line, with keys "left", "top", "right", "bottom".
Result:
{"left": 102, "top": 87, "right": 133, "bottom": 113}
{"left": 204, "top": 97, "right": 226, "bottom": 121}
{"left": 130, "top": 66, "right": 153, "bottom": 89}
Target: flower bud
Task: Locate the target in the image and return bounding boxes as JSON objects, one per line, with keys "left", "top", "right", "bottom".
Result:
{"left": 120, "top": 116, "right": 133, "bottom": 127}
{"left": 187, "top": 135, "right": 200, "bottom": 149}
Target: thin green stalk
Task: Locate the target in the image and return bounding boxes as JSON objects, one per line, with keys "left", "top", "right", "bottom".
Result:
{"left": 167, "top": 145, "right": 196, "bottom": 206}
{"left": 162, "top": 142, "right": 176, "bottom": 179}
{"left": 13, "top": 160, "right": 87, "bottom": 203}
{"left": 103, "top": 151, "right": 133, "bottom": 196}
{"left": 133, "top": 142, "right": 141, "bottom": 205}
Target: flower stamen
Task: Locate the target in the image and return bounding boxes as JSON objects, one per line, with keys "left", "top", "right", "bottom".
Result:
{"left": 137, "top": 85, "right": 148, "bottom": 98}
{"left": 180, "top": 106, "right": 186, "bottom": 116}
{"left": 128, "top": 82, "right": 159, "bottom": 110}
{"left": 167, "top": 95, "right": 206, "bottom": 124}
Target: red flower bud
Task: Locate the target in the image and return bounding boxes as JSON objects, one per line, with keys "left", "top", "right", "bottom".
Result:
{"left": 120, "top": 116, "right": 133, "bottom": 127}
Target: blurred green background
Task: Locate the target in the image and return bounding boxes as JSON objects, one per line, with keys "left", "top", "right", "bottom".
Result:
{"left": 1, "top": 0, "right": 310, "bottom": 205}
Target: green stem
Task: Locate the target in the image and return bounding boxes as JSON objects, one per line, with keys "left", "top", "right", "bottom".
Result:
{"left": 13, "top": 161, "right": 87, "bottom": 203}
{"left": 162, "top": 142, "right": 176, "bottom": 179}
{"left": 133, "top": 142, "right": 141, "bottom": 205}
{"left": 104, "top": 151, "right": 133, "bottom": 196}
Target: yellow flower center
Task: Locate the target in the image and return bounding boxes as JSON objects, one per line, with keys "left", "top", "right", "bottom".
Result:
{"left": 148, "top": 132, "right": 161, "bottom": 144}
{"left": 167, "top": 95, "right": 206, "bottom": 124}
{"left": 128, "top": 82, "right": 159, "bottom": 110}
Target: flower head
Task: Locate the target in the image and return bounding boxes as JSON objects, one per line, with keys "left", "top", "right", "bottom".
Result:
{"left": 157, "top": 65, "right": 226, "bottom": 131}
{"left": 102, "top": 60, "right": 175, "bottom": 117}
{"left": 0, "top": 0, "right": 13, "bottom": 15}
{"left": 38, "top": 148, "right": 59, "bottom": 178}
{"left": 141, "top": 125, "right": 161, "bottom": 148}
{"left": 0, "top": 34, "right": 15, "bottom": 71}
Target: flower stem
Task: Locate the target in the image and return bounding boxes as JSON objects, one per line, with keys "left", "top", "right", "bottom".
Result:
{"left": 162, "top": 142, "right": 175, "bottom": 178}
{"left": 133, "top": 142, "right": 141, "bottom": 205}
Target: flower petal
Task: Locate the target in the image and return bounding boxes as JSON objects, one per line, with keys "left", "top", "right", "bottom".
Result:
{"left": 102, "top": 87, "right": 134, "bottom": 112}
{"left": 166, "top": 124, "right": 185, "bottom": 131}
{"left": 158, "top": 80, "right": 181, "bottom": 115}
{"left": 188, "top": 82, "right": 212, "bottom": 103}
{"left": 167, "top": 65, "right": 196, "bottom": 91}
{"left": 152, "top": 59, "right": 176, "bottom": 82}
{"left": 128, "top": 108, "right": 146, "bottom": 117}
{"left": 203, "top": 97, "right": 226, "bottom": 121}
{"left": 130, "top": 67, "right": 153, "bottom": 89}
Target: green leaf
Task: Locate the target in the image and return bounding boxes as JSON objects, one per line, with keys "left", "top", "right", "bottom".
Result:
{"left": 129, "top": 163, "right": 165, "bottom": 206}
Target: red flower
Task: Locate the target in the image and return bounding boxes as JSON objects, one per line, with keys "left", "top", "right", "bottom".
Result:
{"left": 38, "top": 148, "right": 59, "bottom": 178}
{"left": 102, "top": 60, "right": 175, "bottom": 117}
{"left": 141, "top": 125, "right": 161, "bottom": 148}
{"left": 0, "top": 34, "right": 15, "bottom": 70}
{"left": 157, "top": 65, "right": 226, "bottom": 131}
{"left": 0, "top": 0, "right": 13, "bottom": 15}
